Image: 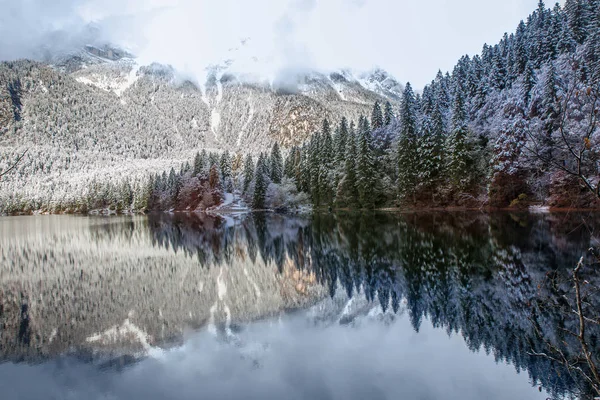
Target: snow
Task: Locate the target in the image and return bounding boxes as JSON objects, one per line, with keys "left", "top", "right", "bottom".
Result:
{"left": 237, "top": 94, "right": 254, "bottom": 147}
{"left": 211, "top": 109, "right": 221, "bottom": 140}
{"left": 529, "top": 205, "right": 550, "bottom": 214}
{"left": 86, "top": 318, "right": 154, "bottom": 352}
{"left": 75, "top": 65, "right": 139, "bottom": 97}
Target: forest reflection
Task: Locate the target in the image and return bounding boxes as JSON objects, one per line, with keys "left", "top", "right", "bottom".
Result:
{"left": 146, "top": 211, "right": 600, "bottom": 399}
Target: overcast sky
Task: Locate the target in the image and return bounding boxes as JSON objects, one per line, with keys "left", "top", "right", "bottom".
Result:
{"left": 0, "top": 0, "right": 550, "bottom": 88}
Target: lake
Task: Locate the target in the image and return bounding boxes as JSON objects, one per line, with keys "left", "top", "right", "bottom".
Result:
{"left": 0, "top": 211, "right": 599, "bottom": 400}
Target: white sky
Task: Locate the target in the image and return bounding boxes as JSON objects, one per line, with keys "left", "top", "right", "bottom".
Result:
{"left": 0, "top": 0, "right": 549, "bottom": 88}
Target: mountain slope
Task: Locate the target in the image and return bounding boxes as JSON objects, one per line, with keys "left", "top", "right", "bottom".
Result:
{"left": 0, "top": 49, "right": 402, "bottom": 212}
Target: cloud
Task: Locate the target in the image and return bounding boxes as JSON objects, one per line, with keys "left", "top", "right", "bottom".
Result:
{"left": 0, "top": 0, "right": 545, "bottom": 88}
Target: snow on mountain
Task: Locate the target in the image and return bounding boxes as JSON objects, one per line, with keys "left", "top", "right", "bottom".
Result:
{"left": 0, "top": 43, "right": 402, "bottom": 211}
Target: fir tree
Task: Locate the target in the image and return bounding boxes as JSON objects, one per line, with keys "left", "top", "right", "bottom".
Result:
{"left": 243, "top": 154, "right": 254, "bottom": 194}
{"left": 446, "top": 89, "right": 472, "bottom": 190}
{"left": 384, "top": 101, "right": 394, "bottom": 125}
{"left": 371, "top": 101, "right": 384, "bottom": 130}
{"left": 397, "top": 83, "right": 419, "bottom": 202}
{"left": 319, "top": 121, "right": 335, "bottom": 206}
{"left": 356, "top": 116, "right": 376, "bottom": 208}
{"left": 220, "top": 150, "right": 233, "bottom": 192}
{"left": 252, "top": 154, "right": 268, "bottom": 209}
{"left": 337, "top": 124, "right": 359, "bottom": 207}
{"left": 269, "top": 142, "right": 283, "bottom": 184}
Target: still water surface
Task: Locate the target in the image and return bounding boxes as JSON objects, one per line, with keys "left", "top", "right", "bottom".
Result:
{"left": 0, "top": 212, "right": 599, "bottom": 400}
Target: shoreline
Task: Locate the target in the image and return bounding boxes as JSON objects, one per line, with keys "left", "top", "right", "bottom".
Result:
{"left": 3, "top": 204, "right": 600, "bottom": 217}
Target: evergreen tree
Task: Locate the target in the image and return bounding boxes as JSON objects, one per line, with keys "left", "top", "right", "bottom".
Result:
{"left": 253, "top": 154, "right": 268, "bottom": 209}
{"left": 269, "top": 142, "right": 283, "bottom": 184}
{"left": 384, "top": 101, "right": 394, "bottom": 126}
{"left": 220, "top": 150, "right": 233, "bottom": 192}
{"left": 337, "top": 124, "right": 359, "bottom": 207}
{"left": 397, "top": 83, "right": 419, "bottom": 202}
{"left": 309, "top": 132, "right": 322, "bottom": 206}
{"left": 446, "top": 89, "right": 472, "bottom": 190}
{"left": 334, "top": 117, "right": 349, "bottom": 165}
{"left": 319, "top": 121, "right": 335, "bottom": 205}
{"left": 371, "top": 101, "right": 384, "bottom": 130}
{"left": 522, "top": 61, "right": 536, "bottom": 107}
{"left": 243, "top": 154, "right": 254, "bottom": 194}
{"left": 565, "top": 0, "right": 588, "bottom": 44}
{"left": 356, "top": 116, "right": 376, "bottom": 208}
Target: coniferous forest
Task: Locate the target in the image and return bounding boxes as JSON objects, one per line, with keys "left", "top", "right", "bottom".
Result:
{"left": 145, "top": 0, "right": 600, "bottom": 212}
{"left": 0, "top": 0, "right": 599, "bottom": 214}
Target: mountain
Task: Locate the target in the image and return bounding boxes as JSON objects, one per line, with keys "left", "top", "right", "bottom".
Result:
{"left": 0, "top": 44, "right": 402, "bottom": 212}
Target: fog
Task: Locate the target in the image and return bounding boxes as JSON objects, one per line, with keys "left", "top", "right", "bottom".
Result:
{"left": 0, "top": 0, "right": 545, "bottom": 92}
{"left": 0, "top": 311, "right": 546, "bottom": 400}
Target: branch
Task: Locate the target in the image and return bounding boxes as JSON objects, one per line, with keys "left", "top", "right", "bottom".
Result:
{"left": 0, "top": 150, "right": 27, "bottom": 178}
{"left": 573, "top": 258, "right": 600, "bottom": 394}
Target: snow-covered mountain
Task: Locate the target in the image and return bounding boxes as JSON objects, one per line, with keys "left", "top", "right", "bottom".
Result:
{"left": 0, "top": 44, "right": 402, "bottom": 208}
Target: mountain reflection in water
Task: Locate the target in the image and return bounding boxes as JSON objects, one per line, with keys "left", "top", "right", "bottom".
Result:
{"left": 0, "top": 211, "right": 599, "bottom": 400}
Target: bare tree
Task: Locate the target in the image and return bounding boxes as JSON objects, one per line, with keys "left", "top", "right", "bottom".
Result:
{"left": 525, "top": 58, "right": 600, "bottom": 397}
{"left": 0, "top": 150, "right": 27, "bottom": 178}
{"left": 524, "top": 58, "right": 600, "bottom": 199}
{"left": 0, "top": 150, "right": 27, "bottom": 179}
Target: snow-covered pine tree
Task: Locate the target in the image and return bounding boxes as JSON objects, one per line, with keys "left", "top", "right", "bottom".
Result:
{"left": 319, "top": 119, "right": 335, "bottom": 206}
{"left": 269, "top": 142, "right": 283, "bottom": 184}
{"left": 397, "top": 83, "right": 419, "bottom": 202}
{"left": 384, "top": 101, "right": 394, "bottom": 126}
{"left": 357, "top": 116, "right": 376, "bottom": 208}
{"left": 446, "top": 88, "right": 472, "bottom": 191}
{"left": 252, "top": 154, "right": 268, "bottom": 209}
{"left": 309, "top": 132, "right": 322, "bottom": 206}
{"left": 371, "top": 101, "right": 384, "bottom": 130}
{"left": 337, "top": 122, "right": 359, "bottom": 207}
{"left": 220, "top": 150, "right": 233, "bottom": 192}
{"left": 243, "top": 154, "right": 254, "bottom": 194}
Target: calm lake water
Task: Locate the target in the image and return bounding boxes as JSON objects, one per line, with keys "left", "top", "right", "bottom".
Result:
{"left": 0, "top": 212, "right": 599, "bottom": 400}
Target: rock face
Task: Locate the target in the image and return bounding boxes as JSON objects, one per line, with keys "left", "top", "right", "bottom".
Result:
{"left": 0, "top": 46, "right": 402, "bottom": 208}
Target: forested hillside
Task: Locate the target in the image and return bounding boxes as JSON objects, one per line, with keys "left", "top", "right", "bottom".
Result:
{"left": 0, "top": 52, "right": 400, "bottom": 213}
{"left": 0, "top": 0, "right": 599, "bottom": 213}
{"left": 267, "top": 0, "right": 600, "bottom": 210}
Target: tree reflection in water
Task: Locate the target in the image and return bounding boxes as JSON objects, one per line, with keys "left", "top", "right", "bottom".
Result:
{"left": 147, "top": 211, "right": 600, "bottom": 399}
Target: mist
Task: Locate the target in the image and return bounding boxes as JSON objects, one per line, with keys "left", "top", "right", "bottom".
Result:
{"left": 0, "top": 0, "right": 545, "bottom": 88}
{"left": 0, "top": 311, "right": 546, "bottom": 400}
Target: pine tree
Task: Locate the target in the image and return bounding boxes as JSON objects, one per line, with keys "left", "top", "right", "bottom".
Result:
{"left": 309, "top": 132, "right": 322, "bottom": 206}
{"left": 220, "top": 150, "right": 233, "bottom": 192}
{"left": 371, "top": 101, "right": 384, "bottom": 130}
{"left": 565, "top": 0, "right": 588, "bottom": 44}
{"left": 252, "top": 154, "right": 267, "bottom": 209}
{"left": 335, "top": 117, "right": 349, "bottom": 165}
{"left": 269, "top": 142, "right": 283, "bottom": 184}
{"left": 243, "top": 154, "right": 254, "bottom": 194}
{"left": 384, "top": 101, "right": 394, "bottom": 125}
{"left": 337, "top": 124, "right": 359, "bottom": 207}
{"left": 522, "top": 61, "right": 536, "bottom": 107}
{"left": 357, "top": 116, "right": 376, "bottom": 208}
{"left": 319, "top": 120, "right": 335, "bottom": 205}
{"left": 446, "top": 89, "right": 472, "bottom": 190}
{"left": 397, "top": 83, "right": 419, "bottom": 202}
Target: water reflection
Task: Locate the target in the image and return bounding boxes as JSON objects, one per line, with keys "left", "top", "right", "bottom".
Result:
{"left": 0, "top": 211, "right": 599, "bottom": 399}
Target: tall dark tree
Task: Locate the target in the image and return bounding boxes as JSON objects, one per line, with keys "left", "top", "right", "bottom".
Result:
{"left": 270, "top": 142, "right": 283, "bottom": 184}
{"left": 252, "top": 154, "right": 268, "bottom": 209}
{"left": 357, "top": 116, "right": 376, "bottom": 208}
{"left": 243, "top": 154, "right": 254, "bottom": 194}
{"left": 397, "top": 83, "right": 419, "bottom": 202}
{"left": 384, "top": 101, "right": 394, "bottom": 126}
{"left": 371, "top": 101, "right": 384, "bottom": 130}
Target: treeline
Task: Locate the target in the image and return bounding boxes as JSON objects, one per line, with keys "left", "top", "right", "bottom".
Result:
{"left": 273, "top": 0, "right": 600, "bottom": 209}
